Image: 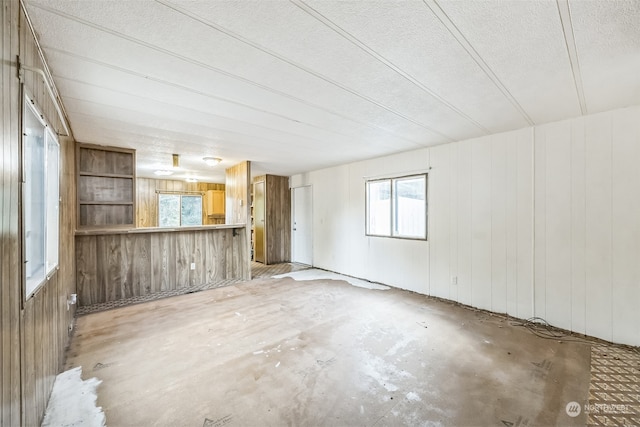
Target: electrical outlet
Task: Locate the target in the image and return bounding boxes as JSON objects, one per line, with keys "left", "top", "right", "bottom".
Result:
{"left": 451, "top": 276, "right": 458, "bottom": 285}
{"left": 190, "top": 262, "right": 196, "bottom": 270}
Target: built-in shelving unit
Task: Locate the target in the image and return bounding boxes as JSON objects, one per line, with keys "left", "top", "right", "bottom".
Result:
{"left": 76, "top": 143, "right": 136, "bottom": 229}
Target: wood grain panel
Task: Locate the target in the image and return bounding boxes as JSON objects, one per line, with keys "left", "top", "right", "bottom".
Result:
{"left": 1, "top": 6, "right": 76, "bottom": 427}
{"left": 132, "top": 234, "right": 152, "bottom": 296}
{"left": 192, "top": 230, "right": 206, "bottom": 286}
{"left": 76, "top": 235, "right": 98, "bottom": 305}
{"left": 1, "top": 2, "right": 22, "bottom": 425}
{"left": 136, "top": 177, "right": 152, "bottom": 227}
{"left": 120, "top": 234, "right": 134, "bottom": 298}
{"left": 268, "top": 175, "right": 291, "bottom": 264}
{"left": 226, "top": 228, "right": 235, "bottom": 278}
{"left": 76, "top": 226, "right": 248, "bottom": 305}
{"left": 253, "top": 175, "right": 291, "bottom": 265}
{"left": 225, "top": 161, "right": 251, "bottom": 279}
{"left": 78, "top": 146, "right": 134, "bottom": 175}
{"left": 79, "top": 176, "right": 133, "bottom": 203}
{"left": 150, "top": 232, "right": 175, "bottom": 292}
{"left": 206, "top": 230, "right": 223, "bottom": 282}
{"left": 175, "top": 231, "right": 191, "bottom": 287}
{"left": 225, "top": 161, "right": 251, "bottom": 225}
{"left": 80, "top": 204, "right": 134, "bottom": 227}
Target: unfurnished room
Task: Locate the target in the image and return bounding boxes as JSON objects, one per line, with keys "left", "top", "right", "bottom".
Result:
{"left": 1, "top": 0, "right": 640, "bottom": 426}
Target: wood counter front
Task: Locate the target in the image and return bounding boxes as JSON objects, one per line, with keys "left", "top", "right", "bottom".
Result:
{"left": 75, "top": 224, "right": 250, "bottom": 306}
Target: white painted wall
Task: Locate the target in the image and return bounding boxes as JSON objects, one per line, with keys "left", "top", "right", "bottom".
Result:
{"left": 291, "top": 149, "right": 431, "bottom": 294}
{"left": 291, "top": 105, "right": 640, "bottom": 346}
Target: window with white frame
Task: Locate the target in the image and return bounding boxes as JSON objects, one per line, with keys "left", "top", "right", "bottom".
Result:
{"left": 23, "top": 96, "right": 60, "bottom": 298}
{"left": 366, "top": 174, "right": 427, "bottom": 240}
{"left": 158, "top": 193, "right": 202, "bottom": 227}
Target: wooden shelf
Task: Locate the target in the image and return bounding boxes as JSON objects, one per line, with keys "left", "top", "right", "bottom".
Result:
{"left": 78, "top": 201, "right": 134, "bottom": 205}
{"left": 77, "top": 143, "right": 136, "bottom": 228}
{"left": 79, "top": 171, "right": 134, "bottom": 179}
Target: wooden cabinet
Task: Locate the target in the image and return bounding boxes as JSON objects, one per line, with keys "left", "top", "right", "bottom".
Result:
{"left": 206, "top": 189, "right": 225, "bottom": 216}
{"left": 252, "top": 175, "right": 291, "bottom": 264}
{"left": 77, "top": 143, "right": 136, "bottom": 228}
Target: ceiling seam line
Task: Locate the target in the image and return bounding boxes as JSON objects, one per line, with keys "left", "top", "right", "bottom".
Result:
{"left": 424, "top": 0, "right": 535, "bottom": 126}
{"left": 157, "top": 0, "right": 454, "bottom": 142}
{"left": 63, "top": 95, "right": 392, "bottom": 151}
{"left": 66, "top": 109, "right": 317, "bottom": 153}
{"left": 32, "top": 1, "right": 452, "bottom": 142}
{"left": 289, "top": 0, "right": 490, "bottom": 134}
{"left": 555, "top": 0, "right": 587, "bottom": 115}
{"left": 69, "top": 124, "right": 294, "bottom": 157}
{"left": 33, "top": 4, "right": 377, "bottom": 135}
{"left": 54, "top": 74, "right": 417, "bottom": 149}
{"left": 43, "top": 46, "right": 424, "bottom": 149}
{"left": 68, "top": 116, "right": 384, "bottom": 172}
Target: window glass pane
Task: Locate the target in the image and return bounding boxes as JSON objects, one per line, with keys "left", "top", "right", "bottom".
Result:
{"left": 24, "top": 102, "right": 46, "bottom": 294}
{"left": 45, "top": 131, "right": 60, "bottom": 273}
{"left": 159, "top": 194, "right": 180, "bottom": 227}
{"left": 394, "top": 176, "right": 426, "bottom": 238}
{"left": 367, "top": 180, "right": 391, "bottom": 236}
{"left": 181, "top": 196, "right": 202, "bottom": 226}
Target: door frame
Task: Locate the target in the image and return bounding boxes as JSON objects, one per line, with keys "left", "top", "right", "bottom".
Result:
{"left": 291, "top": 185, "right": 313, "bottom": 266}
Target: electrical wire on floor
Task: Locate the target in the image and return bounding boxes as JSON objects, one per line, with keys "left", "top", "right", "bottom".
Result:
{"left": 510, "top": 317, "right": 594, "bottom": 344}
{"left": 510, "top": 316, "right": 640, "bottom": 355}
{"left": 423, "top": 294, "right": 640, "bottom": 356}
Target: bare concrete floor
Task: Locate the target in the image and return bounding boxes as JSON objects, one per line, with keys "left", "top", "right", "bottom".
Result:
{"left": 65, "top": 277, "right": 591, "bottom": 426}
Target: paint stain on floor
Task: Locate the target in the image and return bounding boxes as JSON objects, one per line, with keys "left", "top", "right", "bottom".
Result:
{"left": 41, "top": 367, "right": 105, "bottom": 427}
{"left": 274, "top": 268, "right": 390, "bottom": 290}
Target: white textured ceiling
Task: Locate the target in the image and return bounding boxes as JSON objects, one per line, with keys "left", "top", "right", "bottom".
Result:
{"left": 24, "top": 0, "right": 640, "bottom": 183}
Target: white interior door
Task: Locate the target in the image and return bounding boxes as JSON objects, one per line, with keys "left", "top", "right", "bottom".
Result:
{"left": 292, "top": 186, "right": 312, "bottom": 265}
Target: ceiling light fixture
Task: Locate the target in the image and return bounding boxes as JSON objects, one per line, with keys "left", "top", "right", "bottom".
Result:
{"left": 185, "top": 178, "right": 198, "bottom": 183}
{"left": 203, "top": 157, "right": 222, "bottom": 166}
{"left": 154, "top": 170, "right": 174, "bottom": 176}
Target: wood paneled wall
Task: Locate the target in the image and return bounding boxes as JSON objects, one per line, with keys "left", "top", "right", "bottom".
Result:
{"left": 2, "top": 4, "right": 76, "bottom": 426}
{"left": 76, "top": 226, "right": 248, "bottom": 306}
{"left": 136, "top": 178, "right": 225, "bottom": 227}
{"left": 254, "top": 175, "right": 291, "bottom": 264}
{"left": 1, "top": 2, "right": 22, "bottom": 424}
{"left": 225, "top": 161, "right": 252, "bottom": 278}
{"left": 224, "top": 161, "right": 251, "bottom": 225}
